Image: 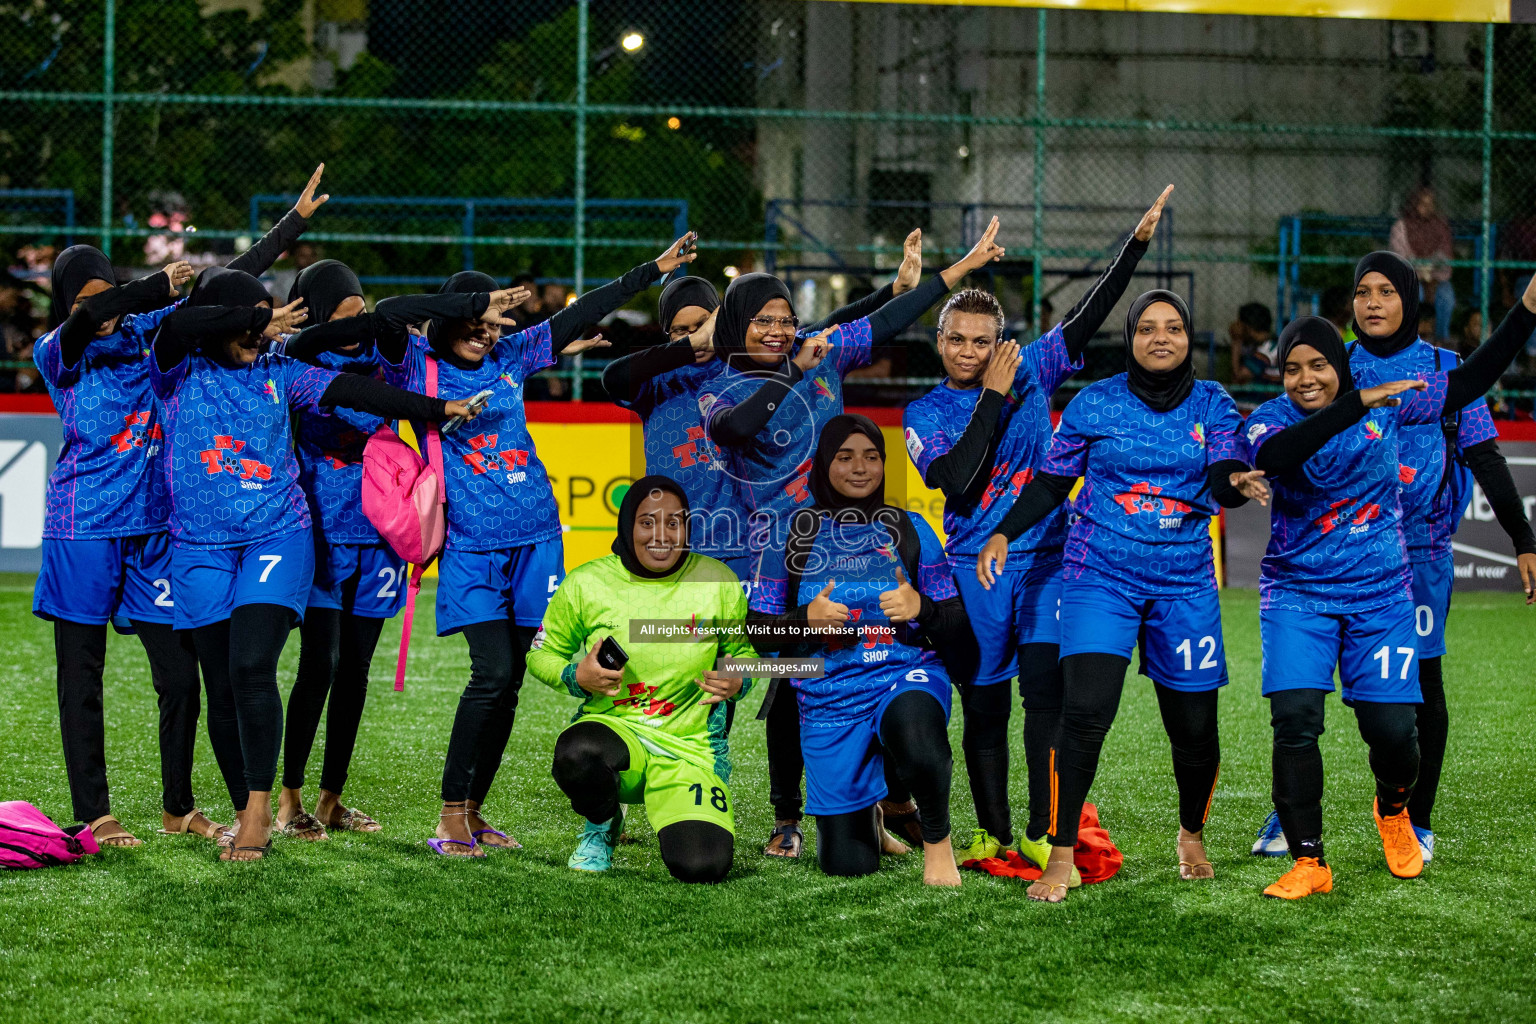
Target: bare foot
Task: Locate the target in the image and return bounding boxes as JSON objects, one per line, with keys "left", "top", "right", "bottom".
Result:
{"left": 222, "top": 794, "right": 273, "bottom": 862}
{"left": 275, "top": 787, "right": 327, "bottom": 841}
{"left": 466, "top": 800, "right": 521, "bottom": 849}
{"left": 436, "top": 801, "right": 485, "bottom": 858}
{"left": 1027, "top": 846, "right": 1076, "bottom": 903}
{"left": 88, "top": 815, "right": 142, "bottom": 848}
{"left": 876, "top": 804, "right": 910, "bottom": 856}
{"left": 922, "top": 837, "right": 962, "bottom": 887}
{"left": 1178, "top": 826, "right": 1214, "bottom": 880}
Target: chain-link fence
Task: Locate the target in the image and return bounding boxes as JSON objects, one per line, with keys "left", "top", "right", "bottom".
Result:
{"left": 4, "top": 1, "right": 1535, "bottom": 407}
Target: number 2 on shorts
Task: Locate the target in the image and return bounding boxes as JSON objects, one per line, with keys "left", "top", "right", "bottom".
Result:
{"left": 258, "top": 554, "right": 283, "bottom": 583}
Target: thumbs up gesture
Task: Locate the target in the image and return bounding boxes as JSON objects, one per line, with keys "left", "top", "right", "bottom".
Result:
{"left": 807, "top": 580, "right": 850, "bottom": 635}
{"left": 879, "top": 567, "right": 923, "bottom": 623}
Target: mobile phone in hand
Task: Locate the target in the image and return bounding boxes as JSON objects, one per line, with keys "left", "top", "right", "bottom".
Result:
{"left": 443, "top": 389, "right": 494, "bottom": 435}
{"left": 596, "top": 635, "right": 629, "bottom": 671}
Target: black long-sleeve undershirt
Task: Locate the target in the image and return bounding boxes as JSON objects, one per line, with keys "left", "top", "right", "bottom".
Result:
{"left": 994, "top": 471, "right": 1077, "bottom": 542}
{"left": 1463, "top": 438, "right": 1536, "bottom": 556}
{"left": 1057, "top": 236, "right": 1149, "bottom": 361}
{"left": 547, "top": 261, "right": 662, "bottom": 356}
{"left": 802, "top": 283, "right": 895, "bottom": 334}
{"left": 226, "top": 210, "right": 308, "bottom": 278}
{"left": 152, "top": 305, "right": 273, "bottom": 372}
{"left": 293, "top": 292, "right": 490, "bottom": 366}
{"left": 1207, "top": 458, "right": 1253, "bottom": 509}
{"left": 1251, "top": 391, "right": 1370, "bottom": 476}
{"left": 318, "top": 373, "right": 447, "bottom": 422}
{"left": 1444, "top": 302, "right": 1536, "bottom": 412}
{"left": 866, "top": 274, "right": 948, "bottom": 343}
{"left": 58, "top": 273, "right": 173, "bottom": 369}
{"left": 602, "top": 338, "right": 698, "bottom": 405}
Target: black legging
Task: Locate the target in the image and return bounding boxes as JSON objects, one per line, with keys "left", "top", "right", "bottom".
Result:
{"left": 282, "top": 609, "right": 386, "bottom": 795}
{"left": 816, "top": 689, "right": 953, "bottom": 877}
{"left": 1049, "top": 653, "right": 1220, "bottom": 848}
{"left": 1407, "top": 655, "right": 1446, "bottom": 831}
{"left": 441, "top": 621, "right": 538, "bottom": 804}
{"left": 956, "top": 642, "right": 1063, "bottom": 846}
{"left": 764, "top": 681, "right": 804, "bottom": 821}
{"left": 551, "top": 720, "right": 734, "bottom": 883}
{"left": 190, "top": 603, "right": 293, "bottom": 806}
{"left": 1270, "top": 688, "right": 1419, "bottom": 859}
{"left": 54, "top": 619, "right": 202, "bottom": 823}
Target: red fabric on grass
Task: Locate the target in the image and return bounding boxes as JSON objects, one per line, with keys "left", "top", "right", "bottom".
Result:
{"left": 962, "top": 802, "right": 1123, "bottom": 883}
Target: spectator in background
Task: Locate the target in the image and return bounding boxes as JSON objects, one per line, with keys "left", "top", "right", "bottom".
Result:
{"left": 1229, "top": 301, "right": 1278, "bottom": 384}
{"left": 0, "top": 270, "right": 43, "bottom": 393}
{"left": 509, "top": 272, "right": 545, "bottom": 330}
{"left": 1454, "top": 307, "right": 1482, "bottom": 360}
{"left": 269, "top": 239, "right": 321, "bottom": 301}
{"left": 1320, "top": 285, "right": 1353, "bottom": 338}
{"left": 1390, "top": 185, "right": 1455, "bottom": 343}
{"left": 1418, "top": 308, "right": 1438, "bottom": 345}
{"left": 1499, "top": 210, "right": 1536, "bottom": 361}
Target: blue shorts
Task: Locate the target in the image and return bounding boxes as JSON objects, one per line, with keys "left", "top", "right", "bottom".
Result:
{"left": 1409, "top": 555, "right": 1453, "bottom": 659}
{"left": 948, "top": 559, "right": 1062, "bottom": 687}
{"left": 1059, "top": 578, "right": 1228, "bottom": 692}
{"left": 1260, "top": 600, "right": 1422, "bottom": 705}
{"left": 171, "top": 528, "right": 316, "bottom": 630}
{"left": 33, "top": 533, "right": 176, "bottom": 629}
{"left": 799, "top": 664, "right": 952, "bottom": 817}
{"left": 436, "top": 540, "right": 565, "bottom": 636}
{"left": 310, "top": 539, "right": 409, "bottom": 619}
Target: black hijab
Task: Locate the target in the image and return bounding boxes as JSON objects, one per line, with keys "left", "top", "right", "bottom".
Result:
{"left": 1350, "top": 250, "right": 1421, "bottom": 359}
{"left": 809, "top": 414, "right": 887, "bottom": 521}
{"left": 714, "top": 272, "right": 794, "bottom": 373}
{"left": 427, "top": 269, "right": 499, "bottom": 352}
{"left": 1124, "top": 289, "right": 1195, "bottom": 413}
{"left": 49, "top": 245, "right": 116, "bottom": 328}
{"left": 1278, "top": 316, "right": 1352, "bottom": 402}
{"left": 188, "top": 266, "right": 271, "bottom": 309}
{"left": 658, "top": 276, "right": 719, "bottom": 333}
{"left": 612, "top": 475, "right": 692, "bottom": 579}
{"left": 289, "top": 259, "right": 363, "bottom": 325}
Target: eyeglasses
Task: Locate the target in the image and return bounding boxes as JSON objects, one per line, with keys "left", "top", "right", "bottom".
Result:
{"left": 748, "top": 316, "right": 799, "bottom": 331}
{"left": 667, "top": 324, "right": 702, "bottom": 341}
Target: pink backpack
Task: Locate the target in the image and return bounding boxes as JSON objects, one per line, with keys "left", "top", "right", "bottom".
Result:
{"left": 0, "top": 801, "right": 99, "bottom": 869}
{"left": 362, "top": 355, "right": 447, "bottom": 691}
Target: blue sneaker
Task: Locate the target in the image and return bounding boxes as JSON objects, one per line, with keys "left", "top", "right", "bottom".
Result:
{"left": 1251, "top": 810, "right": 1289, "bottom": 857}
{"left": 1413, "top": 825, "right": 1434, "bottom": 864}
{"left": 568, "top": 809, "right": 624, "bottom": 873}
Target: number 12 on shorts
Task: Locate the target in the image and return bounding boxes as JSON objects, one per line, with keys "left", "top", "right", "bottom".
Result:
{"left": 1374, "top": 645, "right": 1415, "bottom": 680}
{"left": 689, "top": 783, "right": 729, "bottom": 812}
{"left": 1175, "top": 636, "right": 1218, "bottom": 671}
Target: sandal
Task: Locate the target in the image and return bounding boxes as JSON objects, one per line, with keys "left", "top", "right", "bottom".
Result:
{"left": 472, "top": 826, "right": 522, "bottom": 850}
{"left": 276, "top": 811, "right": 328, "bottom": 841}
{"left": 1178, "top": 830, "right": 1214, "bottom": 880}
{"left": 1027, "top": 880, "right": 1071, "bottom": 903}
{"left": 879, "top": 802, "right": 925, "bottom": 849}
{"left": 88, "top": 815, "right": 141, "bottom": 848}
{"left": 432, "top": 804, "right": 485, "bottom": 858}
{"left": 764, "top": 821, "right": 803, "bottom": 858}
{"left": 158, "top": 809, "right": 229, "bottom": 842}
{"left": 220, "top": 839, "right": 273, "bottom": 863}
{"left": 325, "top": 807, "right": 381, "bottom": 833}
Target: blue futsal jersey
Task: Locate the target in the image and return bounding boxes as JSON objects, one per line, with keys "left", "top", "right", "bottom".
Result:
{"left": 1247, "top": 377, "right": 1451, "bottom": 614}
{"left": 902, "top": 322, "right": 1081, "bottom": 565}
{"left": 1348, "top": 341, "right": 1497, "bottom": 561}
{"left": 150, "top": 349, "right": 338, "bottom": 547}
{"left": 615, "top": 356, "right": 746, "bottom": 557}
{"left": 292, "top": 345, "right": 387, "bottom": 545}
{"left": 34, "top": 304, "right": 178, "bottom": 539}
{"left": 699, "top": 319, "right": 873, "bottom": 533}
{"left": 749, "top": 511, "right": 955, "bottom": 725}
{"left": 383, "top": 325, "right": 561, "bottom": 552}
{"left": 1042, "top": 376, "right": 1248, "bottom": 597}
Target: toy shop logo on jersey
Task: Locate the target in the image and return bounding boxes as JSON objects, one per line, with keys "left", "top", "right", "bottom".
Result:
{"left": 109, "top": 410, "right": 162, "bottom": 457}
{"left": 1113, "top": 481, "right": 1191, "bottom": 528}
{"left": 199, "top": 435, "right": 272, "bottom": 489}
{"left": 1315, "top": 497, "right": 1380, "bottom": 536}
{"left": 462, "top": 432, "right": 530, "bottom": 482}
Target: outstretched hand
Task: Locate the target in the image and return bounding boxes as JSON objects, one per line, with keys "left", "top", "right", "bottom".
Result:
{"left": 657, "top": 231, "right": 699, "bottom": 275}
{"left": 481, "top": 288, "right": 527, "bottom": 327}
{"left": 442, "top": 398, "right": 482, "bottom": 423}
{"left": 942, "top": 216, "right": 1005, "bottom": 288}
{"left": 1360, "top": 379, "right": 1427, "bottom": 408}
{"left": 564, "top": 333, "right": 611, "bottom": 355}
{"left": 1134, "top": 184, "right": 1174, "bottom": 243}
{"left": 161, "top": 260, "right": 194, "bottom": 297}
{"left": 893, "top": 228, "right": 923, "bottom": 295}
{"left": 1229, "top": 468, "right": 1270, "bottom": 506}
{"left": 264, "top": 299, "right": 307, "bottom": 338}
{"left": 295, "top": 164, "right": 330, "bottom": 219}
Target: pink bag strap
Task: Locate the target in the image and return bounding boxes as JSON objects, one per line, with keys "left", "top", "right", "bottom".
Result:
{"left": 394, "top": 566, "right": 426, "bottom": 692}
{"left": 395, "top": 354, "right": 447, "bottom": 692}
{"left": 424, "top": 355, "right": 446, "bottom": 503}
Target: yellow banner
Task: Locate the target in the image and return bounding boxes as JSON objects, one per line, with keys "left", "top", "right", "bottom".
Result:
{"left": 818, "top": 0, "right": 1510, "bottom": 24}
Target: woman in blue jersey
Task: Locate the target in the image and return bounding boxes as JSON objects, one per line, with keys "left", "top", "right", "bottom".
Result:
{"left": 977, "top": 290, "right": 1269, "bottom": 902}
{"left": 374, "top": 236, "right": 697, "bottom": 857}
{"left": 749, "top": 415, "right": 970, "bottom": 884}
{"left": 151, "top": 267, "right": 479, "bottom": 862}
{"left": 30, "top": 167, "right": 331, "bottom": 848}
{"left": 1245, "top": 291, "right": 1536, "bottom": 899}
{"left": 274, "top": 261, "right": 529, "bottom": 841}
{"left": 700, "top": 222, "right": 1002, "bottom": 858}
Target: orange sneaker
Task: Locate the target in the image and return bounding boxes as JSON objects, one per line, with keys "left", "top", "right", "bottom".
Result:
{"left": 1374, "top": 799, "right": 1424, "bottom": 879}
{"left": 1262, "top": 856, "right": 1333, "bottom": 900}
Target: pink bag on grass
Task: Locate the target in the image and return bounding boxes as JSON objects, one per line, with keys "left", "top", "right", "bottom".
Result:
{"left": 361, "top": 356, "right": 447, "bottom": 691}
{"left": 0, "top": 801, "right": 99, "bottom": 869}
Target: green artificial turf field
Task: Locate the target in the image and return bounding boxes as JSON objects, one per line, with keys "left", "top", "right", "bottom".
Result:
{"left": 2, "top": 573, "right": 1534, "bottom": 1023}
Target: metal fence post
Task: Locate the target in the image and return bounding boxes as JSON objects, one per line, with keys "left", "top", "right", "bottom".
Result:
{"left": 1480, "top": 22, "right": 1494, "bottom": 342}
{"left": 1031, "top": 9, "right": 1046, "bottom": 339}
{"left": 100, "top": 0, "right": 115, "bottom": 258}
{"left": 572, "top": 0, "right": 589, "bottom": 401}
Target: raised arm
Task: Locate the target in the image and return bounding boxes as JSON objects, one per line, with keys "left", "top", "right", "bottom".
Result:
{"left": 1252, "top": 382, "right": 1426, "bottom": 475}
{"left": 916, "top": 341, "right": 1021, "bottom": 500}
{"left": 547, "top": 233, "right": 696, "bottom": 355}
{"left": 1442, "top": 279, "right": 1536, "bottom": 412}
{"left": 226, "top": 163, "right": 329, "bottom": 277}
{"left": 370, "top": 291, "right": 492, "bottom": 364}
{"left": 602, "top": 339, "right": 698, "bottom": 407}
{"left": 152, "top": 303, "right": 281, "bottom": 372}
{"left": 58, "top": 263, "right": 188, "bottom": 368}
{"left": 1057, "top": 187, "right": 1171, "bottom": 360}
